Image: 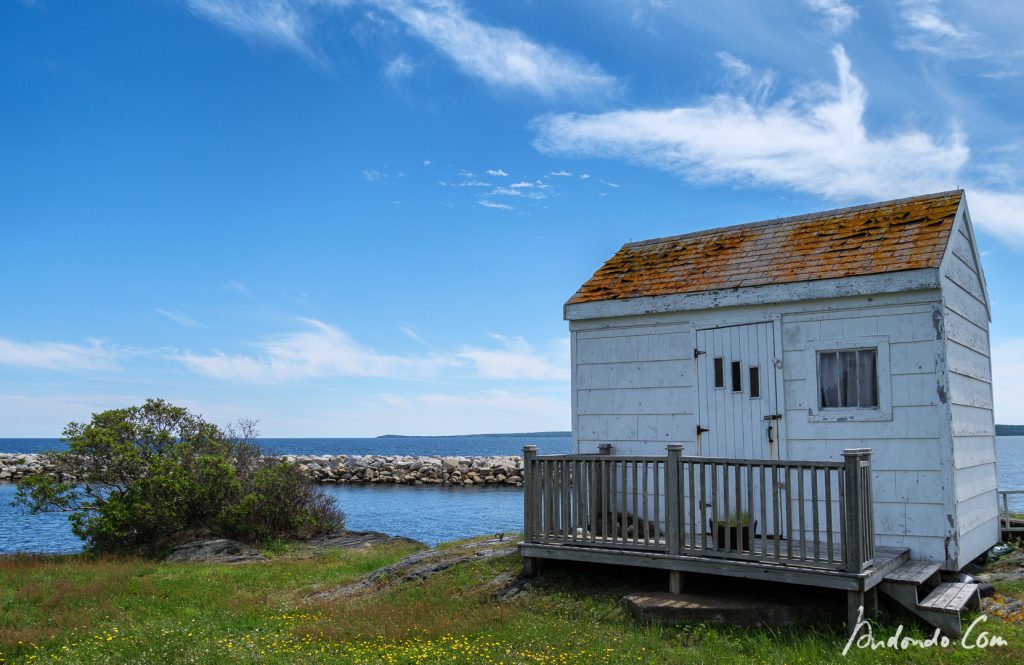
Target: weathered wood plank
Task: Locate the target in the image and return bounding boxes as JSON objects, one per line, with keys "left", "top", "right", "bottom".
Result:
{"left": 944, "top": 310, "right": 990, "bottom": 354}
{"left": 884, "top": 560, "right": 940, "bottom": 584}
{"left": 946, "top": 340, "right": 992, "bottom": 382}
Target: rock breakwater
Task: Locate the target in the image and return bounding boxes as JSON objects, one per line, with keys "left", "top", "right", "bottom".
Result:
{"left": 0, "top": 453, "right": 525, "bottom": 487}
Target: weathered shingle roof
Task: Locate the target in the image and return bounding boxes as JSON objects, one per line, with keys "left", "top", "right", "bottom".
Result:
{"left": 567, "top": 190, "right": 963, "bottom": 306}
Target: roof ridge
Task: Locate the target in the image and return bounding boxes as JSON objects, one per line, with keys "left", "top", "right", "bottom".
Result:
{"left": 623, "top": 189, "right": 964, "bottom": 249}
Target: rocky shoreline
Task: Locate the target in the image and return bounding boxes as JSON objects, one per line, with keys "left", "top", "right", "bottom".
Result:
{"left": 0, "top": 452, "right": 525, "bottom": 487}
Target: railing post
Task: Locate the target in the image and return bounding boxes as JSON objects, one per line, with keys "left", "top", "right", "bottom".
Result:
{"left": 596, "top": 444, "right": 612, "bottom": 538}
{"left": 523, "top": 446, "right": 537, "bottom": 545}
{"left": 666, "top": 444, "right": 682, "bottom": 594}
{"left": 666, "top": 445, "right": 682, "bottom": 556}
{"left": 842, "top": 448, "right": 873, "bottom": 572}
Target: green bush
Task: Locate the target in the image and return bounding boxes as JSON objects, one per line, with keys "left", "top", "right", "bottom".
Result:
{"left": 13, "top": 399, "right": 343, "bottom": 554}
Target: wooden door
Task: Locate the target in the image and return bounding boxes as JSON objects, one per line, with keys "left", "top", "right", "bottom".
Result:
{"left": 696, "top": 322, "right": 781, "bottom": 460}
{"left": 693, "top": 322, "right": 783, "bottom": 543}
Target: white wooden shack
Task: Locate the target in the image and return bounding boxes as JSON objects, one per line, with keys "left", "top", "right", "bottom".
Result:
{"left": 520, "top": 190, "right": 998, "bottom": 635}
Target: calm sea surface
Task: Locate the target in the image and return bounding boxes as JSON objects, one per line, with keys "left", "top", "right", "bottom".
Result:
{"left": 2, "top": 435, "right": 1021, "bottom": 555}
{"left": 0, "top": 435, "right": 570, "bottom": 554}
{"left": 0, "top": 436, "right": 573, "bottom": 457}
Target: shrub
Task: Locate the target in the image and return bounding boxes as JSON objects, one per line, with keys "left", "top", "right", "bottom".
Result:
{"left": 14, "top": 399, "right": 344, "bottom": 554}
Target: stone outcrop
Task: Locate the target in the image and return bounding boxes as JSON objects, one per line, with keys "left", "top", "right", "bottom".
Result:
{"left": 163, "top": 530, "right": 422, "bottom": 564}
{"left": 164, "top": 538, "right": 268, "bottom": 564}
{"left": 0, "top": 453, "right": 525, "bottom": 487}
{"left": 307, "top": 535, "right": 516, "bottom": 601}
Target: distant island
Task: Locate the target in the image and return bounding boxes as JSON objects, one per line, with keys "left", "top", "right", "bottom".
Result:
{"left": 377, "top": 431, "right": 571, "bottom": 439}
{"left": 996, "top": 424, "right": 1024, "bottom": 436}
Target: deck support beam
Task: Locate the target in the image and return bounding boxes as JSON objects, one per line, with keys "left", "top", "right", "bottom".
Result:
{"left": 522, "top": 556, "right": 537, "bottom": 578}
{"left": 846, "top": 589, "right": 865, "bottom": 635}
{"left": 669, "top": 571, "right": 684, "bottom": 594}
{"left": 865, "top": 587, "right": 878, "bottom": 617}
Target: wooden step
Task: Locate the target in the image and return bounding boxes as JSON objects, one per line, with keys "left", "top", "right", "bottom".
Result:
{"left": 918, "top": 582, "right": 980, "bottom": 614}
{"left": 884, "top": 560, "right": 941, "bottom": 585}
{"left": 878, "top": 578, "right": 979, "bottom": 638}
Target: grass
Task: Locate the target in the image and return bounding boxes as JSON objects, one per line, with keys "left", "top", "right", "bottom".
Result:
{"left": 1, "top": 538, "right": 1023, "bottom": 664}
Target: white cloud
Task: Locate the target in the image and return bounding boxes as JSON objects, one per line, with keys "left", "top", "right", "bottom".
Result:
{"left": 897, "top": 0, "right": 977, "bottom": 55}
{"left": 155, "top": 308, "right": 205, "bottom": 328}
{"left": 456, "top": 335, "right": 569, "bottom": 381}
{"left": 423, "top": 159, "right": 432, "bottom": 166}
{"left": 383, "top": 53, "right": 414, "bottom": 82}
{"left": 547, "top": 170, "right": 572, "bottom": 177}
{"left": 992, "top": 338, "right": 1024, "bottom": 424}
{"left": 478, "top": 199, "right": 513, "bottom": 209}
{"left": 378, "top": 0, "right": 618, "bottom": 99}
{"left": 185, "top": 1, "right": 617, "bottom": 99}
{"left": 176, "top": 320, "right": 570, "bottom": 385}
{"left": 804, "top": 0, "right": 858, "bottom": 33}
{"left": 485, "top": 168, "right": 508, "bottom": 177}
{"left": 223, "top": 280, "right": 255, "bottom": 300}
{"left": 509, "top": 181, "right": 533, "bottom": 188}
{"left": 968, "top": 190, "right": 1024, "bottom": 245}
{"left": 345, "top": 389, "right": 568, "bottom": 435}
{"left": 532, "top": 45, "right": 1024, "bottom": 242}
{"left": 177, "top": 319, "right": 455, "bottom": 382}
{"left": 716, "top": 52, "right": 776, "bottom": 108}
{"left": 533, "top": 47, "right": 1024, "bottom": 237}
{"left": 185, "top": 0, "right": 327, "bottom": 61}
{"left": 579, "top": 173, "right": 590, "bottom": 179}
{"left": 363, "top": 168, "right": 384, "bottom": 181}
{"left": 399, "top": 325, "right": 426, "bottom": 344}
{"left": 0, "top": 338, "right": 121, "bottom": 372}
{"left": 488, "top": 186, "right": 548, "bottom": 201}
{"left": 893, "top": 2, "right": 1024, "bottom": 76}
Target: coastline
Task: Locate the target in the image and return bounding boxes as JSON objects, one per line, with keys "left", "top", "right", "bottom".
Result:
{"left": 0, "top": 452, "right": 525, "bottom": 488}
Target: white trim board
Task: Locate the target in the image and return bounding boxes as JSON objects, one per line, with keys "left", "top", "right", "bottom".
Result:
{"left": 565, "top": 269, "right": 941, "bottom": 321}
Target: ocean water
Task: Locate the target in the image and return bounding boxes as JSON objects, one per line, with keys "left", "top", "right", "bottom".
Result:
{"left": 2, "top": 435, "right": 1021, "bottom": 555}
{"left": 0, "top": 436, "right": 573, "bottom": 457}
{"left": 0, "top": 435, "right": 569, "bottom": 554}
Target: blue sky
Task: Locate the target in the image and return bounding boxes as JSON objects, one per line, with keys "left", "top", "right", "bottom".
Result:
{"left": 2, "top": 0, "right": 1022, "bottom": 436}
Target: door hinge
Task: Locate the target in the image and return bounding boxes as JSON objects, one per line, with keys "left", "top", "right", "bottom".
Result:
{"left": 694, "top": 348, "right": 705, "bottom": 359}
{"left": 697, "top": 425, "right": 709, "bottom": 436}
{"left": 763, "top": 414, "right": 783, "bottom": 421}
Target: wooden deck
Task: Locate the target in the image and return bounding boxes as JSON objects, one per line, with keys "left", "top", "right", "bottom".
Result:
{"left": 518, "top": 445, "right": 892, "bottom": 630}
{"left": 520, "top": 538, "right": 909, "bottom": 592}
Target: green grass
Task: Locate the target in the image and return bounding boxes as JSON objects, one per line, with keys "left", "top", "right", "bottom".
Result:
{"left": 1, "top": 540, "right": 1022, "bottom": 664}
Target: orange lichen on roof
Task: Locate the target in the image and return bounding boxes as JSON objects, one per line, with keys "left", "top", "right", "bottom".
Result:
{"left": 567, "top": 190, "right": 963, "bottom": 305}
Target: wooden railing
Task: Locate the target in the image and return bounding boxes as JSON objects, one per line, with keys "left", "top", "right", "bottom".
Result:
{"left": 523, "top": 445, "right": 876, "bottom": 573}
{"left": 998, "top": 490, "right": 1024, "bottom": 535}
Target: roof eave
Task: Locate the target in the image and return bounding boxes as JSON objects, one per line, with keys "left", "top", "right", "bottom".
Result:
{"left": 564, "top": 268, "right": 942, "bottom": 321}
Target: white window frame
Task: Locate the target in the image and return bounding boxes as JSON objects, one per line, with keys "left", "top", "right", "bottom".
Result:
{"left": 804, "top": 336, "right": 892, "bottom": 422}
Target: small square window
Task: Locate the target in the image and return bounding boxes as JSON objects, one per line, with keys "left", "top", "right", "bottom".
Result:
{"left": 818, "top": 349, "right": 878, "bottom": 409}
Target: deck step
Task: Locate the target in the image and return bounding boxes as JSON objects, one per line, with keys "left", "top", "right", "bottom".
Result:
{"left": 878, "top": 578, "right": 980, "bottom": 639}
{"left": 918, "top": 582, "right": 980, "bottom": 613}
{"left": 884, "top": 560, "right": 941, "bottom": 585}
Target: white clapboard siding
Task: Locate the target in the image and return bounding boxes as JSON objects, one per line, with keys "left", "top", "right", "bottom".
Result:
{"left": 939, "top": 206, "right": 998, "bottom": 567}
{"left": 573, "top": 324, "right": 698, "bottom": 455}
